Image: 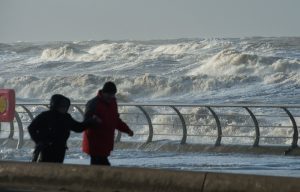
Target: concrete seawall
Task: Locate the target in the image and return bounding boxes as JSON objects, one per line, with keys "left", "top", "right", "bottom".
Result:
{"left": 115, "top": 142, "right": 300, "bottom": 156}
{"left": 0, "top": 161, "right": 300, "bottom": 192}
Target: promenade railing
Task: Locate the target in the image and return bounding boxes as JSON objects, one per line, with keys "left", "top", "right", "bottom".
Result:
{"left": 0, "top": 103, "right": 299, "bottom": 149}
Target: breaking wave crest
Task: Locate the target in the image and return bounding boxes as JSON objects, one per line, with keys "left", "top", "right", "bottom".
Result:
{"left": 0, "top": 37, "right": 299, "bottom": 103}
{"left": 0, "top": 72, "right": 299, "bottom": 104}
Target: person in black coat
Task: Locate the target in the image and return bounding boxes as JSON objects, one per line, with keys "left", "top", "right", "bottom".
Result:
{"left": 28, "top": 94, "right": 97, "bottom": 163}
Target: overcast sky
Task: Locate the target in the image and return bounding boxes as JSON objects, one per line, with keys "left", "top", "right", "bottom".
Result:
{"left": 0, "top": 0, "right": 299, "bottom": 42}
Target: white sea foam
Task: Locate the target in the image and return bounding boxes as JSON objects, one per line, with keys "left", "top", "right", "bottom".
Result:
{"left": 0, "top": 37, "right": 299, "bottom": 104}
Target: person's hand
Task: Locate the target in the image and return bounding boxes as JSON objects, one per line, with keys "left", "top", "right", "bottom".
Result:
{"left": 128, "top": 130, "right": 134, "bottom": 137}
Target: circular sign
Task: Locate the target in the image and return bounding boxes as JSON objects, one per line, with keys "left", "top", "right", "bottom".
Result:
{"left": 0, "top": 96, "right": 7, "bottom": 114}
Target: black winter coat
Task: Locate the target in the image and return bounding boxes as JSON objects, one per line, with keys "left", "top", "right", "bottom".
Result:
{"left": 28, "top": 110, "right": 93, "bottom": 163}
{"left": 28, "top": 110, "right": 87, "bottom": 147}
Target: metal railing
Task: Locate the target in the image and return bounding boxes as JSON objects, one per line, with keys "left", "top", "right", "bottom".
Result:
{"left": 1, "top": 103, "right": 299, "bottom": 149}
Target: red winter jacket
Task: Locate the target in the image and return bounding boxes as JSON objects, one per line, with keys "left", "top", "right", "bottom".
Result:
{"left": 82, "top": 92, "right": 131, "bottom": 156}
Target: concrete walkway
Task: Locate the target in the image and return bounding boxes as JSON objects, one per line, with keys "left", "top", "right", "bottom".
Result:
{"left": 0, "top": 161, "right": 300, "bottom": 192}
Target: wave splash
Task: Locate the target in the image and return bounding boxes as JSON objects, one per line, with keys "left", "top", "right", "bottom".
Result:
{"left": 0, "top": 37, "right": 299, "bottom": 104}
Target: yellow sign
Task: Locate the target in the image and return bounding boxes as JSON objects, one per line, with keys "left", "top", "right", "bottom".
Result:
{"left": 0, "top": 96, "right": 7, "bottom": 113}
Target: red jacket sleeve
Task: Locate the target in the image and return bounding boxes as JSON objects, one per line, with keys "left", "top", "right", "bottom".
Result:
{"left": 116, "top": 114, "right": 131, "bottom": 134}
{"left": 115, "top": 101, "right": 131, "bottom": 133}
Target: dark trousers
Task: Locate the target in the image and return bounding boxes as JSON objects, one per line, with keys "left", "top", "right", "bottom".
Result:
{"left": 90, "top": 156, "right": 111, "bottom": 166}
{"left": 32, "top": 145, "right": 66, "bottom": 163}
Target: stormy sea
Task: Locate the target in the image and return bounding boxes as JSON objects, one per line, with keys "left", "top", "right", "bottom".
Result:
{"left": 1, "top": 37, "right": 300, "bottom": 177}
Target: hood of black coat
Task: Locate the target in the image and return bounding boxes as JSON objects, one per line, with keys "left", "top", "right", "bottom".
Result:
{"left": 50, "top": 94, "right": 71, "bottom": 110}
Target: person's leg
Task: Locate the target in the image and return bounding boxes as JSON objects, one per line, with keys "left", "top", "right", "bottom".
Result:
{"left": 32, "top": 146, "right": 40, "bottom": 162}
{"left": 90, "top": 156, "right": 110, "bottom": 166}
{"left": 40, "top": 147, "right": 66, "bottom": 163}
{"left": 55, "top": 147, "right": 66, "bottom": 163}
{"left": 100, "top": 156, "right": 111, "bottom": 166}
{"left": 90, "top": 155, "right": 100, "bottom": 165}
{"left": 39, "top": 148, "right": 54, "bottom": 162}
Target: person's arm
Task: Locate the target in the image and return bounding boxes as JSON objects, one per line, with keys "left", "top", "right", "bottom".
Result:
{"left": 66, "top": 114, "right": 87, "bottom": 133}
{"left": 115, "top": 102, "right": 134, "bottom": 136}
{"left": 116, "top": 116, "right": 134, "bottom": 136}
{"left": 67, "top": 114, "right": 99, "bottom": 133}
{"left": 84, "top": 97, "right": 99, "bottom": 120}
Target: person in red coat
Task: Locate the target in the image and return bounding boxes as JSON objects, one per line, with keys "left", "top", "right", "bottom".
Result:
{"left": 82, "top": 82, "right": 134, "bottom": 165}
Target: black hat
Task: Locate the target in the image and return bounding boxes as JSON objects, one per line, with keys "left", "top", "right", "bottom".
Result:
{"left": 102, "top": 81, "right": 117, "bottom": 94}
{"left": 50, "top": 94, "right": 71, "bottom": 110}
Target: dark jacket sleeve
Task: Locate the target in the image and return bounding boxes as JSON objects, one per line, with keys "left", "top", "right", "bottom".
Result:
{"left": 115, "top": 103, "right": 132, "bottom": 134}
{"left": 66, "top": 114, "right": 86, "bottom": 133}
{"left": 84, "top": 97, "right": 99, "bottom": 120}
{"left": 116, "top": 115, "right": 132, "bottom": 134}
{"left": 67, "top": 114, "right": 98, "bottom": 133}
{"left": 27, "top": 112, "right": 49, "bottom": 144}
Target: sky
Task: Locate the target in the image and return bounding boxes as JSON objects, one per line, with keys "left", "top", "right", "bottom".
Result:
{"left": 0, "top": 0, "right": 300, "bottom": 42}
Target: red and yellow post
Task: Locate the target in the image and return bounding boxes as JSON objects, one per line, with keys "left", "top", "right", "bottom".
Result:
{"left": 0, "top": 89, "right": 15, "bottom": 122}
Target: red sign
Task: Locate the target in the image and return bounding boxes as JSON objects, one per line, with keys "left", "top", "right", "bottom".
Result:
{"left": 0, "top": 89, "right": 15, "bottom": 122}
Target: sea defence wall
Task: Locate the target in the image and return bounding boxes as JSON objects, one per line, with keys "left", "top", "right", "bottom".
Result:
{"left": 0, "top": 161, "right": 300, "bottom": 192}
{"left": 114, "top": 141, "right": 300, "bottom": 156}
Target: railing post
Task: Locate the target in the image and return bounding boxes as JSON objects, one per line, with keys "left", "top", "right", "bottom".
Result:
{"left": 244, "top": 107, "right": 260, "bottom": 147}
{"left": 14, "top": 111, "right": 24, "bottom": 149}
{"left": 9, "top": 121, "right": 14, "bottom": 139}
{"left": 169, "top": 106, "right": 187, "bottom": 144}
{"left": 206, "top": 107, "right": 222, "bottom": 146}
{"left": 135, "top": 106, "right": 153, "bottom": 143}
{"left": 20, "top": 105, "right": 34, "bottom": 121}
{"left": 281, "top": 107, "right": 298, "bottom": 148}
